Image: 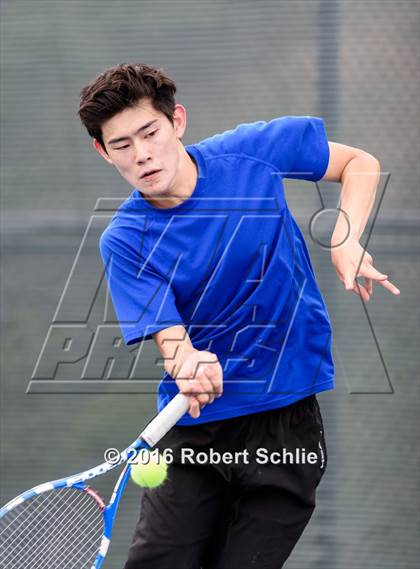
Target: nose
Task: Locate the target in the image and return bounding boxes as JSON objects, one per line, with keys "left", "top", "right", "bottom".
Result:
{"left": 133, "top": 140, "right": 152, "bottom": 164}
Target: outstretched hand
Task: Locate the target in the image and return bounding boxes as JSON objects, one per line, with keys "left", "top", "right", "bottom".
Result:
{"left": 331, "top": 239, "right": 400, "bottom": 301}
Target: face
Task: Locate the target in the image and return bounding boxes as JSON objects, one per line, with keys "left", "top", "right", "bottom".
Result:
{"left": 94, "top": 98, "right": 188, "bottom": 200}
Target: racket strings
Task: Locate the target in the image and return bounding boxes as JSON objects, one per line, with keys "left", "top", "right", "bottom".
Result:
{"left": 4, "top": 487, "right": 88, "bottom": 565}
{"left": 3, "top": 488, "right": 103, "bottom": 568}
{"left": 28, "top": 490, "right": 101, "bottom": 569}
{"left": 4, "top": 487, "right": 83, "bottom": 559}
{"left": 0, "top": 487, "right": 104, "bottom": 569}
{"left": 40, "top": 500, "right": 104, "bottom": 569}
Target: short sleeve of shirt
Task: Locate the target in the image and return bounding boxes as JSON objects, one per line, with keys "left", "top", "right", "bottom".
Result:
{"left": 99, "top": 228, "right": 184, "bottom": 345}
{"left": 201, "top": 115, "right": 330, "bottom": 182}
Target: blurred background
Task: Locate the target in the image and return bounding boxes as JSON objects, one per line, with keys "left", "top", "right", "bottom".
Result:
{"left": 1, "top": 1, "right": 419, "bottom": 567}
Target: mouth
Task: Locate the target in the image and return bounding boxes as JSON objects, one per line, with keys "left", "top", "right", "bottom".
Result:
{"left": 141, "top": 169, "right": 161, "bottom": 181}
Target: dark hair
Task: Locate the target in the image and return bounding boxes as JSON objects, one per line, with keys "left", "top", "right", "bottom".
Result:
{"left": 78, "top": 63, "right": 177, "bottom": 150}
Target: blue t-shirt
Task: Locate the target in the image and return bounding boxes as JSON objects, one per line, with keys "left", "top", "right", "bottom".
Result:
{"left": 100, "top": 116, "right": 335, "bottom": 425}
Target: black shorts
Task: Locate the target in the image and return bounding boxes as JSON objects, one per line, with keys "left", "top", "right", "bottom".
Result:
{"left": 124, "top": 395, "right": 328, "bottom": 569}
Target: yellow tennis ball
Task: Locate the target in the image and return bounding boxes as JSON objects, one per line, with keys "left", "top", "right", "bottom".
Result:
{"left": 130, "top": 452, "right": 168, "bottom": 488}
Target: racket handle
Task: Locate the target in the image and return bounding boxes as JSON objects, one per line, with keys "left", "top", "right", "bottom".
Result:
{"left": 141, "top": 393, "right": 190, "bottom": 447}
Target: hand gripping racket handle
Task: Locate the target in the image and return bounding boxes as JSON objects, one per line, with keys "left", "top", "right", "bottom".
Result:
{"left": 140, "top": 393, "right": 190, "bottom": 447}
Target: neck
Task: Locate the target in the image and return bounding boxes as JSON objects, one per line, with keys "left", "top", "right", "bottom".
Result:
{"left": 145, "top": 145, "right": 198, "bottom": 209}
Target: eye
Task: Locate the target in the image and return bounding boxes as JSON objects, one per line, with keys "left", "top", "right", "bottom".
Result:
{"left": 115, "top": 144, "right": 130, "bottom": 150}
{"left": 145, "top": 130, "right": 157, "bottom": 138}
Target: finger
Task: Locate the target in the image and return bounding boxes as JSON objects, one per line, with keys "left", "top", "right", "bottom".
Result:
{"left": 181, "top": 368, "right": 211, "bottom": 406}
{"left": 176, "top": 377, "right": 199, "bottom": 396}
{"left": 186, "top": 379, "right": 210, "bottom": 405}
{"left": 201, "top": 375, "right": 216, "bottom": 404}
{"left": 364, "top": 276, "right": 373, "bottom": 296}
{"left": 344, "top": 273, "right": 355, "bottom": 291}
{"left": 203, "top": 365, "right": 223, "bottom": 397}
{"left": 175, "top": 368, "right": 196, "bottom": 382}
{"left": 357, "top": 281, "right": 370, "bottom": 302}
{"left": 177, "top": 378, "right": 210, "bottom": 409}
{"left": 188, "top": 396, "right": 200, "bottom": 419}
{"left": 204, "top": 365, "right": 216, "bottom": 376}
{"left": 358, "top": 263, "right": 388, "bottom": 282}
{"left": 350, "top": 280, "right": 370, "bottom": 302}
{"left": 377, "top": 278, "right": 401, "bottom": 296}
{"left": 195, "top": 372, "right": 214, "bottom": 405}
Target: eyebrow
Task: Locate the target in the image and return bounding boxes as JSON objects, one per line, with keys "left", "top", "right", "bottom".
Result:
{"left": 107, "top": 119, "right": 158, "bottom": 145}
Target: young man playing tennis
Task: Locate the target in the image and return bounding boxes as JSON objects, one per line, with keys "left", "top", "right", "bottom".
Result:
{"left": 78, "top": 63, "right": 400, "bottom": 569}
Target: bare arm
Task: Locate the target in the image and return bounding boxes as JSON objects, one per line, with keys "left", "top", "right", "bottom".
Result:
{"left": 322, "top": 142, "right": 400, "bottom": 300}
{"left": 153, "top": 325, "right": 223, "bottom": 419}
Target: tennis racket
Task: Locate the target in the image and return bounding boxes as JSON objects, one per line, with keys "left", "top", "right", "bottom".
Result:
{"left": 0, "top": 393, "right": 189, "bottom": 569}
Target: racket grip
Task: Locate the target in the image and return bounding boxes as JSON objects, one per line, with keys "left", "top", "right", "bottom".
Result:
{"left": 141, "top": 393, "right": 190, "bottom": 447}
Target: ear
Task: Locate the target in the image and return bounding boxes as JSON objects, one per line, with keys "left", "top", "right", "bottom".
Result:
{"left": 93, "top": 139, "right": 113, "bottom": 165}
{"left": 172, "top": 104, "right": 187, "bottom": 140}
